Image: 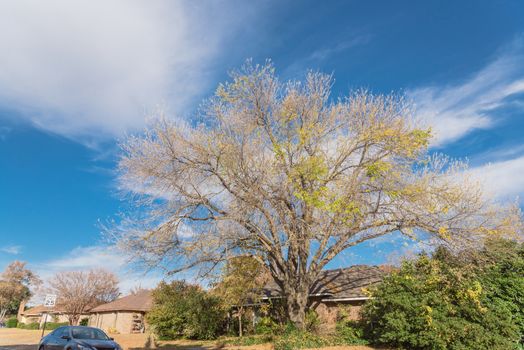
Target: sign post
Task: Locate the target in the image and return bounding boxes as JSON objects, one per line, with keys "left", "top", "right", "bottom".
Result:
{"left": 41, "top": 294, "right": 57, "bottom": 338}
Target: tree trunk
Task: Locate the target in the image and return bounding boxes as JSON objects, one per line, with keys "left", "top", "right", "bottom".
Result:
{"left": 17, "top": 300, "right": 27, "bottom": 322}
{"left": 285, "top": 288, "right": 309, "bottom": 329}
{"left": 238, "top": 309, "right": 243, "bottom": 337}
{"left": 0, "top": 309, "right": 7, "bottom": 322}
{"left": 69, "top": 314, "right": 79, "bottom": 326}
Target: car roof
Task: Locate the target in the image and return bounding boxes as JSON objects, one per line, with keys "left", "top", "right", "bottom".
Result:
{"left": 70, "top": 326, "right": 106, "bottom": 331}
{"left": 54, "top": 326, "right": 105, "bottom": 332}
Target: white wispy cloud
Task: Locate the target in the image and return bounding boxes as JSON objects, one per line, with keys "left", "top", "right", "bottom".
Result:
{"left": 0, "top": 1, "right": 263, "bottom": 146}
{"left": 33, "top": 245, "right": 163, "bottom": 295}
{"left": 473, "top": 144, "right": 524, "bottom": 164}
{"left": 408, "top": 39, "right": 524, "bottom": 200}
{"left": 409, "top": 40, "right": 524, "bottom": 147}
{"left": 466, "top": 156, "right": 524, "bottom": 200}
{"left": 0, "top": 245, "right": 22, "bottom": 255}
{"left": 308, "top": 34, "right": 373, "bottom": 61}
{"left": 283, "top": 33, "right": 372, "bottom": 79}
{"left": 43, "top": 246, "right": 126, "bottom": 270}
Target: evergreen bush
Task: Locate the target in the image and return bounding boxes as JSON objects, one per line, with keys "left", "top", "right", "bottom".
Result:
{"left": 17, "top": 322, "right": 40, "bottom": 329}
{"left": 6, "top": 317, "right": 18, "bottom": 328}
{"left": 147, "top": 280, "right": 226, "bottom": 340}
{"left": 362, "top": 249, "right": 521, "bottom": 350}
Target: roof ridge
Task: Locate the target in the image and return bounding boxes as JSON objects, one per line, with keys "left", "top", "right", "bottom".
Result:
{"left": 89, "top": 290, "right": 153, "bottom": 313}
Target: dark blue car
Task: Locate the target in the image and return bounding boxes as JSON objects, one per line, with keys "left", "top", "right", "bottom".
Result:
{"left": 38, "top": 326, "right": 122, "bottom": 350}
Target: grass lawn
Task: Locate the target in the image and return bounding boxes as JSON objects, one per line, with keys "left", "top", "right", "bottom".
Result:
{"left": 0, "top": 328, "right": 384, "bottom": 350}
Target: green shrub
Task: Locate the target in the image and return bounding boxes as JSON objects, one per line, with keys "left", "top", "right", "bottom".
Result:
{"left": 147, "top": 280, "right": 227, "bottom": 340}
{"left": 474, "top": 239, "right": 524, "bottom": 339}
{"left": 362, "top": 253, "right": 520, "bottom": 350}
{"left": 17, "top": 322, "right": 40, "bottom": 329}
{"left": 6, "top": 317, "right": 18, "bottom": 328}
{"left": 15, "top": 321, "right": 68, "bottom": 330}
{"left": 274, "top": 328, "right": 331, "bottom": 350}
{"left": 79, "top": 318, "right": 89, "bottom": 326}
{"left": 226, "top": 334, "right": 274, "bottom": 346}
{"left": 432, "top": 238, "right": 524, "bottom": 346}
{"left": 255, "top": 316, "right": 279, "bottom": 335}
{"left": 334, "top": 320, "right": 368, "bottom": 345}
{"left": 304, "top": 309, "right": 320, "bottom": 332}
{"left": 44, "top": 322, "right": 69, "bottom": 330}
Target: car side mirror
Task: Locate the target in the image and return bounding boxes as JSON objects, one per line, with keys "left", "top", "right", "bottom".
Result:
{"left": 61, "top": 335, "right": 71, "bottom": 340}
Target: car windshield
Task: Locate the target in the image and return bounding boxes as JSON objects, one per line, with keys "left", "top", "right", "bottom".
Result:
{"left": 71, "top": 327, "right": 109, "bottom": 340}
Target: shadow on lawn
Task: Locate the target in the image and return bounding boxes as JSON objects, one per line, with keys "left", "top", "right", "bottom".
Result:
{"left": 128, "top": 336, "right": 225, "bottom": 350}
{"left": 130, "top": 346, "right": 223, "bottom": 350}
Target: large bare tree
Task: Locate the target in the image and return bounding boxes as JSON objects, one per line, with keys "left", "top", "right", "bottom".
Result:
{"left": 0, "top": 261, "right": 41, "bottom": 322}
{"left": 112, "top": 62, "right": 522, "bottom": 328}
{"left": 48, "top": 269, "right": 119, "bottom": 325}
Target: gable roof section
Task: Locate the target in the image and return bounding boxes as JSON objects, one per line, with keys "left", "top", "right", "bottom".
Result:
{"left": 22, "top": 304, "right": 66, "bottom": 316}
{"left": 262, "top": 265, "right": 390, "bottom": 301}
{"left": 23, "top": 304, "right": 93, "bottom": 316}
{"left": 89, "top": 290, "right": 153, "bottom": 313}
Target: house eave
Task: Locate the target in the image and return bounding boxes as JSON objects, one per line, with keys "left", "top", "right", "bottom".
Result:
{"left": 321, "top": 296, "right": 371, "bottom": 302}
{"left": 261, "top": 292, "right": 332, "bottom": 300}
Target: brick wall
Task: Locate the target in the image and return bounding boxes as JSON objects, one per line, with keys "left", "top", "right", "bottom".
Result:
{"left": 89, "top": 311, "right": 146, "bottom": 334}
{"left": 310, "top": 299, "right": 366, "bottom": 333}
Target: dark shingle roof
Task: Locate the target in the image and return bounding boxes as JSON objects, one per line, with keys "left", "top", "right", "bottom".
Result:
{"left": 262, "top": 265, "right": 390, "bottom": 300}
{"left": 90, "top": 290, "right": 153, "bottom": 313}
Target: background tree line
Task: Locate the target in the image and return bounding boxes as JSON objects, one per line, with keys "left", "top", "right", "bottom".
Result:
{"left": 0, "top": 263, "right": 119, "bottom": 328}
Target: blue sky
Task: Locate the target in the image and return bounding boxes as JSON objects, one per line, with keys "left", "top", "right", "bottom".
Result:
{"left": 1, "top": 0, "right": 524, "bottom": 293}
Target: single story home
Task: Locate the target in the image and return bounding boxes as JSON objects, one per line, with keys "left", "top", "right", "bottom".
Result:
{"left": 19, "top": 305, "right": 63, "bottom": 325}
{"left": 18, "top": 304, "right": 89, "bottom": 326}
{"left": 261, "top": 265, "right": 391, "bottom": 328}
{"left": 88, "top": 290, "right": 153, "bottom": 334}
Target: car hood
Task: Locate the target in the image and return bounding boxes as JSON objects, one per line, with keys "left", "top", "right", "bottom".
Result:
{"left": 75, "top": 339, "right": 119, "bottom": 349}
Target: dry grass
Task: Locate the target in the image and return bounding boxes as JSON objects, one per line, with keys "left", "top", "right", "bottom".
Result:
{"left": 0, "top": 329, "right": 382, "bottom": 350}
{"left": 0, "top": 328, "right": 51, "bottom": 347}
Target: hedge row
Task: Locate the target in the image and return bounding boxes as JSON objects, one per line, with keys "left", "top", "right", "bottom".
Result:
{"left": 16, "top": 321, "right": 68, "bottom": 330}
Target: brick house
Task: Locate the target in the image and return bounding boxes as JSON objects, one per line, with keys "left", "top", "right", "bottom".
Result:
{"left": 88, "top": 290, "right": 152, "bottom": 334}
{"left": 261, "top": 265, "right": 390, "bottom": 329}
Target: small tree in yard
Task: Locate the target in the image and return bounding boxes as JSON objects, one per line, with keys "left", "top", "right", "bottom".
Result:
{"left": 213, "top": 255, "right": 270, "bottom": 336}
{"left": 111, "top": 61, "right": 522, "bottom": 328}
{"left": 0, "top": 261, "right": 41, "bottom": 322}
{"left": 48, "top": 269, "right": 119, "bottom": 325}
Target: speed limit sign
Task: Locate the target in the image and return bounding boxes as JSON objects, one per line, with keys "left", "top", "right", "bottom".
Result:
{"left": 43, "top": 294, "right": 57, "bottom": 308}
